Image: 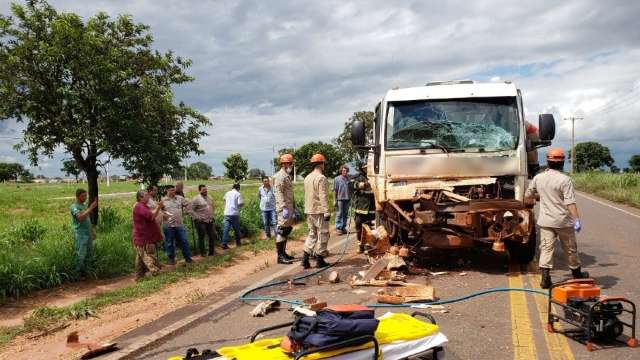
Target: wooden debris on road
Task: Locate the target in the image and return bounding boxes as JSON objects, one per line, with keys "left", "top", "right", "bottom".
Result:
{"left": 66, "top": 331, "right": 118, "bottom": 359}
{"left": 328, "top": 271, "right": 340, "bottom": 283}
{"left": 362, "top": 258, "right": 389, "bottom": 282}
{"left": 250, "top": 300, "right": 281, "bottom": 317}
{"left": 309, "top": 302, "right": 328, "bottom": 311}
{"left": 377, "top": 284, "right": 436, "bottom": 303}
{"left": 376, "top": 294, "right": 405, "bottom": 304}
{"left": 361, "top": 224, "right": 390, "bottom": 256}
{"left": 384, "top": 253, "right": 407, "bottom": 270}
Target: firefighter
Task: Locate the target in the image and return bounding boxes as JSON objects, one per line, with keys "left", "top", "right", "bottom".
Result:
{"left": 352, "top": 163, "right": 376, "bottom": 253}
{"left": 525, "top": 148, "right": 588, "bottom": 289}
{"left": 272, "top": 153, "right": 295, "bottom": 264}
{"left": 303, "top": 153, "right": 331, "bottom": 269}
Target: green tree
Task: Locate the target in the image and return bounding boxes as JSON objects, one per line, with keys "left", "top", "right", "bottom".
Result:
{"left": 295, "top": 142, "right": 347, "bottom": 177}
{"left": 333, "top": 111, "right": 374, "bottom": 163}
{"left": 0, "top": 162, "right": 29, "bottom": 181}
{"left": 223, "top": 153, "right": 248, "bottom": 181}
{"left": 187, "top": 161, "right": 212, "bottom": 180}
{"left": 629, "top": 155, "right": 640, "bottom": 173}
{"left": 0, "top": 1, "right": 209, "bottom": 224}
{"left": 247, "top": 168, "right": 265, "bottom": 179}
{"left": 572, "top": 142, "right": 614, "bottom": 172}
{"left": 61, "top": 159, "right": 82, "bottom": 182}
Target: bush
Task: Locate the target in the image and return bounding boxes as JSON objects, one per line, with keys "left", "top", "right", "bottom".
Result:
{"left": 98, "top": 206, "right": 123, "bottom": 230}
{"left": 13, "top": 218, "right": 47, "bottom": 244}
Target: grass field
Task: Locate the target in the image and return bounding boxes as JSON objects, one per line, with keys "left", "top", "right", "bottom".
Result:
{"left": 572, "top": 171, "right": 640, "bottom": 208}
{"left": 0, "top": 180, "right": 306, "bottom": 302}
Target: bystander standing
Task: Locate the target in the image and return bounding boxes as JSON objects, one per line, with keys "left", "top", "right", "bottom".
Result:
{"left": 333, "top": 165, "right": 352, "bottom": 234}
{"left": 133, "top": 190, "right": 164, "bottom": 280}
{"left": 258, "top": 176, "right": 277, "bottom": 239}
{"left": 222, "top": 183, "right": 244, "bottom": 249}
{"left": 161, "top": 185, "right": 193, "bottom": 265}
{"left": 70, "top": 189, "right": 98, "bottom": 278}
{"left": 191, "top": 184, "right": 217, "bottom": 256}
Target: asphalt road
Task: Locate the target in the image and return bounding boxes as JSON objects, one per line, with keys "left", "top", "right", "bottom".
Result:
{"left": 104, "top": 192, "right": 640, "bottom": 360}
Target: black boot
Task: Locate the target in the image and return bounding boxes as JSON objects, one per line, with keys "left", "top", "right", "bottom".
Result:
{"left": 301, "top": 252, "right": 311, "bottom": 269}
{"left": 282, "top": 241, "right": 294, "bottom": 261}
{"left": 571, "top": 267, "right": 589, "bottom": 279}
{"left": 315, "top": 255, "right": 329, "bottom": 268}
{"left": 277, "top": 242, "right": 293, "bottom": 264}
{"left": 540, "top": 268, "right": 552, "bottom": 289}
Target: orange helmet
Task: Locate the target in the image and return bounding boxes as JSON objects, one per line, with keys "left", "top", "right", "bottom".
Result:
{"left": 546, "top": 148, "right": 565, "bottom": 162}
{"left": 310, "top": 153, "right": 326, "bottom": 163}
{"left": 279, "top": 153, "right": 294, "bottom": 164}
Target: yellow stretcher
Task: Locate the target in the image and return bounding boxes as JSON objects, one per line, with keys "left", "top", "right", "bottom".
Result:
{"left": 169, "top": 312, "right": 448, "bottom": 360}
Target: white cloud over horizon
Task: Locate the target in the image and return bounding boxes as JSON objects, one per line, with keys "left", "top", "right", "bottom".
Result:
{"left": 1, "top": 0, "right": 639, "bottom": 176}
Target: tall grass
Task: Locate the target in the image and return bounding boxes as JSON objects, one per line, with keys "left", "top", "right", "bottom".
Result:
{"left": 572, "top": 171, "right": 640, "bottom": 208}
{"left": 0, "top": 182, "right": 306, "bottom": 302}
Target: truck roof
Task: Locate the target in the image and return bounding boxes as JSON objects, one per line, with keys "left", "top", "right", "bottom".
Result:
{"left": 385, "top": 81, "right": 518, "bottom": 102}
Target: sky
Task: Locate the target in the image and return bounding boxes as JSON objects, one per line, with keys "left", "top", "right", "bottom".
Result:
{"left": 1, "top": 0, "right": 639, "bottom": 177}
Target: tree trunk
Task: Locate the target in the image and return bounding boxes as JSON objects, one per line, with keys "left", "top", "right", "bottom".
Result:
{"left": 85, "top": 165, "right": 99, "bottom": 225}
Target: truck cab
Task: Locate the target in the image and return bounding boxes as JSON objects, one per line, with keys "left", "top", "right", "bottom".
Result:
{"left": 352, "top": 80, "right": 555, "bottom": 263}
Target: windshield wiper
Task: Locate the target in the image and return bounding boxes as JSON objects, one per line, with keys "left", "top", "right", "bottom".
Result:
{"left": 420, "top": 142, "right": 450, "bottom": 153}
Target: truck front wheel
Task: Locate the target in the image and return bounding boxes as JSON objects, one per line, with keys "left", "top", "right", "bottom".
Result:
{"left": 507, "top": 227, "right": 537, "bottom": 264}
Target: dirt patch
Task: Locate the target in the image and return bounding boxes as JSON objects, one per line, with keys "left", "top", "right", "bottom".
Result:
{"left": 0, "top": 239, "right": 305, "bottom": 360}
{"left": 0, "top": 277, "right": 136, "bottom": 328}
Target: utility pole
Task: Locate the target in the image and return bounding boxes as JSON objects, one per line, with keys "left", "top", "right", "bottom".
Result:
{"left": 564, "top": 116, "right": 583, "bottom": 174}
{"left": 293, "top": 142, "right": 297, "bottom": 183}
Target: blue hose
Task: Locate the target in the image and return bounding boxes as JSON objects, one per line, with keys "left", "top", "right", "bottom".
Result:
{"left": 240, "top": 204, "right": 548, "bottom": 308}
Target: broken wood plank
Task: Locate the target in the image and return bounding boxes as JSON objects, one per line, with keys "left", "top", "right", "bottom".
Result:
{"left": 362, "top": 258, "right": 389, "bottom": 282}
{"left": 376, "top": 294, "right": 405, "bottom": 304}
{"left": 442, "top": 190, "right": 470, "bottom": 202}
{"left": 250, "top": 300, "right": 280, "bottom": 317}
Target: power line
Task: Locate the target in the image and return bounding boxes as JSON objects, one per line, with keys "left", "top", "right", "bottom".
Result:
{"left": 587, "top": 85, "right": 640, "bottom": 116}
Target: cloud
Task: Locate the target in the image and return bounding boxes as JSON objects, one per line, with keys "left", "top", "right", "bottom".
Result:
{"left": 1, "top": 0, "right": 639, "bottom": 174}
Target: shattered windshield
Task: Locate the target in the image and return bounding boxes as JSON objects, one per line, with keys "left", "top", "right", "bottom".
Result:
{"left": 386, "top": 97, "right": 519, "bottom": 152}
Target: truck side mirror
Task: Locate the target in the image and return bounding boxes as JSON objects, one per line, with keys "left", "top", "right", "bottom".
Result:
{"left": 538, "top": 114, "right": 555, "bottom": 141}
{"left": 351, "top": 120, "right": 366, "bottom": 146}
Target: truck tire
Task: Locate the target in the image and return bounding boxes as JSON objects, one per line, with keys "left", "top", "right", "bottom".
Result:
{"left": 507, "top": 227, "right": 537, "bottom": 264}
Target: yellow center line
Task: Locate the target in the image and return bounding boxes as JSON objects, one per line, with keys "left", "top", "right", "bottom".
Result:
{"left": 508, "top": 263, "right": 537, "bottom": 360}
{"left": 527, "top": 263, "right": 575, "bottom": 360}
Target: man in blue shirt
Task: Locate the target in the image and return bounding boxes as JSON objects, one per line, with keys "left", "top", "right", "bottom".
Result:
{"left": 222, "top": 183, "right": 244, "bottom": 249}
{"left": 70, "top": 188, "right": 98, "bottom": 278}
{"left": 258, "top": 176, "right": 277, "bottom": 239}
{"left": 333, "top": 166, "right": 352, "bottom": 234}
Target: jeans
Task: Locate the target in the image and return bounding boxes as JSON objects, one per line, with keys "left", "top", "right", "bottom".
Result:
{"left": 194, "top": 220, "right": 217, "bottom": 255}
{"left": 335, "top": 199, "right": 350, "bottom": 231}
{"left": 163, "top": 225, "right": 192, "bottom": 263}
{"left": 261, "top": 210, "right": 277, "bottom": 238}
{"left": 222, "top": 215, "right": 241, "bottom": 245}
{"left": 74, "top": 232, "right": 93, "bottom": 276}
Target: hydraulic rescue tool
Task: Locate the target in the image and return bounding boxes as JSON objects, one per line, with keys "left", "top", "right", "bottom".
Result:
{"left": 547, "top": 278, "right": 637, "bottom": 352}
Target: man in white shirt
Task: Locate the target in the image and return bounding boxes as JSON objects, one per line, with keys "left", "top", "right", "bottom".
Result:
{"left": 222, "top": 183, "right": 244, "bottom": 249}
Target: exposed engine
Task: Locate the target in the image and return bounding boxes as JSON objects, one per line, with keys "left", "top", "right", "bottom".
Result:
{"left": 564, "top": 297, "right": 624, "bottom": 340}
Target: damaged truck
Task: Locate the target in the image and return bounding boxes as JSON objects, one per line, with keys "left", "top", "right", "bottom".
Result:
{"left": 351, "top": 80, "right": 555, "bottom": 263}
